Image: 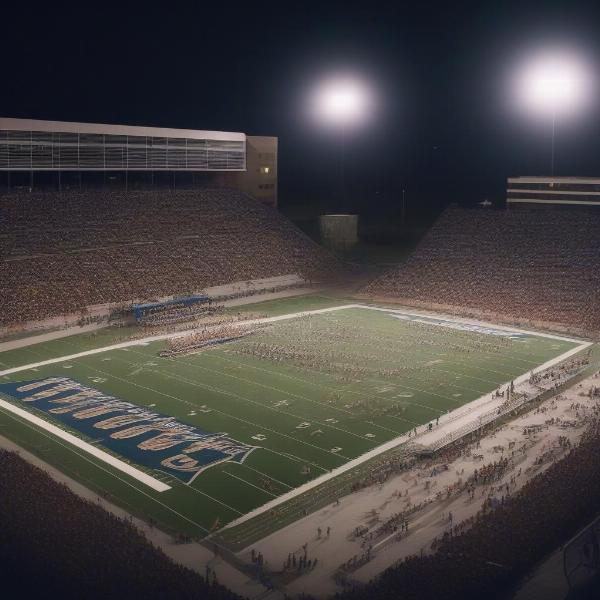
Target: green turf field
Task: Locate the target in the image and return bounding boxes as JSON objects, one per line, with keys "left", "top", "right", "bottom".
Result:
{"left": 0, "top": 297, "right": 584, "bottom": 548}
{"left": 0, "top": 295, "right": 344, "bottom": 370}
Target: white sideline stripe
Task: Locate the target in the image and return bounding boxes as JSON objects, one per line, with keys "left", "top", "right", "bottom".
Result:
{"left": 0, "top": 302, "right": 584, "bottom": 379}
{"left": 0, "top": 397, "right": 171, "bottom": 493}
{"left": 0, "top": 304, "right": 358, "bottom": 378}
{"left": 218, "top": 337, "right": 592, "bottom": 537}
{"left": 214, "top": 309, "right": 591, "bottom": 536}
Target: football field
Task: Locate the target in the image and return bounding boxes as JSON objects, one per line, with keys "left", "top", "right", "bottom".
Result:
{"left": 0, "top": 296, "right": 585, "bottom": 548}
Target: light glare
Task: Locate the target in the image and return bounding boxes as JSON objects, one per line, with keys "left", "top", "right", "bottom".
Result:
{"left": 513, "top": 49, "right": 592, "bottom": 118}
{"left": 311, "top": 77, "right": 373, "bottom": 127}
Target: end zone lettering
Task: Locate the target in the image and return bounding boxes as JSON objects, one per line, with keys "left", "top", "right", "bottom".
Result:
{"left": 0, "top": 377, "right": 257, "bottom": 483}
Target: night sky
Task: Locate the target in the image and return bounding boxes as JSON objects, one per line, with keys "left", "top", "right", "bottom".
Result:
{"left": 4, "top": 1, "right": 600, "bottom": 218}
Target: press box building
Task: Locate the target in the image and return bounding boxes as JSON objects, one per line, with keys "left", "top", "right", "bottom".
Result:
{"left": 0, "top": 117, "right": 278, "bottom": 207}
{"left": 507, "top": 176, "right": 600, "bottom": 209}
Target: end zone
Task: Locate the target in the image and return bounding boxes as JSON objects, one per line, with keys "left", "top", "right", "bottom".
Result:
{"left": 0, "top": 396, "right": 171, "bottom": 492}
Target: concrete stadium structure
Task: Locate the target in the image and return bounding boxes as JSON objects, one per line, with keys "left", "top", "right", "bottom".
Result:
{"left": 319, "top": 214, "right": 359, "bottom": 252}
{"left": 507, "top": 176, "right": 600, "bottom": 208}
{"left": 0, "top": 117, "right": 278, "bottom": 207}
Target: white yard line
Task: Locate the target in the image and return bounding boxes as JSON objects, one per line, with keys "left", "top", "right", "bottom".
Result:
{"left": 0, "top": 302, "right": 592, "bottom": 535}
{"left": 0, "top": 397, "right": 171, "bottom": 492}
{"left": 88, "top": 359, "right": 348, "bottom": 466}
{"left": 213, "top": 309, "right": 592, "bottom": 536}
{"left": 234, "top": 462, "right": 294, "bottom": 490}
{"left": 1, "top": 302, "right": 583, "bottom": 380}
{"left": 222, "top": 470, "right": 278, "bottom": 498}
{"left": 123, "top": 349, "right": 397, "bottom": 442}
{"left": 0, "top": 304, "right": 357, "bottom": 378}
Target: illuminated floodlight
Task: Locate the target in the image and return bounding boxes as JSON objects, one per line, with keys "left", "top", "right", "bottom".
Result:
{"left": 310, "top": 76, "right": 373, "bottom": 128}
{"left": 511, "top": 48, "right": 595, "bottom": 174}
{"left": 513, "top": 49, "right": 593, "bottom": 119}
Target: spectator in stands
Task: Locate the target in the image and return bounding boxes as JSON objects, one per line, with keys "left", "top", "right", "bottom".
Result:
{"left": 0, "top": 189, "right": 340, "bottom": 328}
{"left": 365, "top": 206, "right": 600, "bottom": 334}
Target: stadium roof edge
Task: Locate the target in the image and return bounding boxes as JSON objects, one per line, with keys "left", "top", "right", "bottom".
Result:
{"left": 508, "top": 175, "right": 600, "bottom": 184}
{"left": 0, "top": 117, "right": 246, "bottom": 142}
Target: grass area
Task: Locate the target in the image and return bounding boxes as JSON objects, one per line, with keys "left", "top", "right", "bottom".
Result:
{"left": 0, "top": 301, "right": 582, "bottom": 547}
{"left": 0, "top": 326, "right": 138, "bottom": 370}
{"left": 0, "top": 295, "right": 342, "bottom": 371}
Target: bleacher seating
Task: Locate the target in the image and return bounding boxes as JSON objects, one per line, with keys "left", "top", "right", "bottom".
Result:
{"left": 365, "top": 206, "right": 600, "bottom": 332}
{"left": 0, "top": 189, "right": 340, "bottom": 326}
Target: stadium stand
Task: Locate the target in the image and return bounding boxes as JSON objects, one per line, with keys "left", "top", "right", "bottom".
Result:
{"left": 364, "top": 206, "right": 600, "bottom": 334}
{"left": 4, "top": 404, "right": 600, "bottom": 600}
{"left": 336, "top": 412, "right": 600, "bottom": 600}
{"left": 0, "top": 449, "right": 240, "bottom": 600}
{"left": 0, "top": 189, "right": 340, "bottom": 327}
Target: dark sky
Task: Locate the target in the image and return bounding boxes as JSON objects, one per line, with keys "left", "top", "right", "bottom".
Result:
{"left": 4, "top": 1, "right": 600, "bottom": 217}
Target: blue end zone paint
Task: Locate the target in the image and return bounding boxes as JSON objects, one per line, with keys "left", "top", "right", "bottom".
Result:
{"left": 387, "top": 313, "right": 528, "bottom": 337}
{"left": 133, "top": 294, "right": 210, "bottom": 321}
{"left": 0, "top": 377, "right": 257, "bottom": 483}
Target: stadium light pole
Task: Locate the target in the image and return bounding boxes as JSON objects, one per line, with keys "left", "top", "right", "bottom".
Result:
{"left": 551, "top": 107, "right": 556, "bottom": 176}
{"left": 310, "top": 77, "right": 373, "bottom": 207}
{"left": 513, "top": 49, "right": 592, "bottom": 176}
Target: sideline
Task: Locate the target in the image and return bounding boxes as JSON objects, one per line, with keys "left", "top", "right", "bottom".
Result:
{"left": 0, "top": 304, "right": 357, "bottom": 378}
{"left": 0, "top": 397, "right": 171, "bottom": 492}
{"left": 211, "top": 307, "right": 592, "bottom": 535}
{"left": 0, "top": 434, "right": 268, "bottom": 600}
{"left": 0, "top": 303, "right": 586, "bottom": 380}
{"left": 0, "top": 281, "right": 323, "bottom": 354}
{"left": 0, "top": 323, "right": 107, "bottom": 354}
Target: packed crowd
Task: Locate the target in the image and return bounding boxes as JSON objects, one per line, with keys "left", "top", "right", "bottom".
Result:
{"left": 529, "top": 354, "right": 590, "bottom": 388}
{"left": 0, "top": 450, "right": 240, "bottom": 600}
{"left": 133, "top": 311, "right": 265, "bottom": 342}
{"left": 365, "top": 206, "right": 600, "bottom": 333}
{"left": 212, "top": 281, "right": 308, "bottom": 303}
{"left": 336, "top": 411, "right": 600, "bottom": 600}
{"left": 0, "top": 189, "right": 340, "bottom": 327}
{"left": 160, "top": 321, "right": 258, "bottom": 356}
{"left": 139, "top": 301, "right": 223, "bottom": 327}
{"left": 232, "top": 312, "right": 518, "bottom": 388}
